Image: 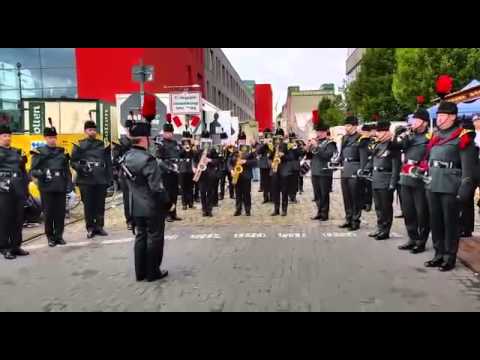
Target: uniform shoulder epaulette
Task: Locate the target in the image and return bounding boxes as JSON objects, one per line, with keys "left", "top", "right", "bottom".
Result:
{"left": 459, "top": 129, "right": 474, "bottom": 150}
{"left": 30, "top": 149, "right": 40, "bottom": 156}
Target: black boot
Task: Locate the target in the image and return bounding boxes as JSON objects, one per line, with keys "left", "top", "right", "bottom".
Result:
{"left": 271, "top": 209, "right": 280, "bottom": 216}
{"left": 56, "top": 233, "right": 66, "bottom": 245}
{"left": 398, "top": 242, "right": 415, "bottom": 250}
{"left": 234, "top": 209, "right": 242, "bottom": 216}
{"left": 48, "top": 236, "right": 57, "bottom": 247}
{"left": 339, "top": 222, "right": 351, "bottom": 229}
{"left": 95, "top": 227, "right": 109, "bottom": 236}
{"left": 311, "top": 214, "right": 322, "bottom": 220}
{"left": 87, "top": 228, "right": 95, "bottom": 239}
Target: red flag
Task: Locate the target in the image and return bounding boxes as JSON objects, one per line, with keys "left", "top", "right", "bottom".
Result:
{"left": 190, "top": 115, "right": 201, "bottom": 128}
{"left": 166, "top": 113, "right": 172, "bottom": 123}
{"left": 172, "top": 116, "right": 182, "bottom": 128}
{"left": 142, "top": 94, "right": 156, "bottom": 121}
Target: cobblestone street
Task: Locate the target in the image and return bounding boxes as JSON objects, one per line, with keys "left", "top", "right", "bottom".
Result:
{"left": 2, "top": 178, "right": 480, "bottom": 312}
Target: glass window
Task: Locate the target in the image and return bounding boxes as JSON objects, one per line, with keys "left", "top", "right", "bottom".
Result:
{"left": 43, "top": 87, "right": 77, "bottom": 98}
{"left": 42, "top": 67, "right": 77, "bottom": 88}
{"left": 40, "top": 48, "right": 76, "bottom": 67}
{"left": 0, "top": 48, "right": 41, "bottom": 68}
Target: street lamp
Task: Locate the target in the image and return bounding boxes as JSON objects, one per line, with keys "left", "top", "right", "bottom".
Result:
{"left": 16, "top": 62, "right": 24, "bottom": 129}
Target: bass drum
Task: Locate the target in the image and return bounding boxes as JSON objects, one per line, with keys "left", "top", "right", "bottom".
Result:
{"left": 300, "top": 159, "right": 311, "bottom": 176}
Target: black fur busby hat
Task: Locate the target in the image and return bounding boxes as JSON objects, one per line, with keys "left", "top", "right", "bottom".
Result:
{"left": 182, "top": 131, "right": 193, "bottom": 139}
{"left": 344, "top": 116, "right": 359, "bottom": 126}
{"left": 44, "top": 117, "right": 57, "bottom": 136}
{"left": 437, "top": 101, "right": 458, "bottom": 115}
{"left": 128, "top": 122, "right": 151, "bottom": 137}
{"left": 314, "top": 123, "right": 329, "bottom": 132}
{"left": 84, "top": 120, "right": 97, "bottom": 130}
{"left": 163, "top": 122, "right": 174, "bottom": 132}
{"left": 360, "top": 123, "right": 372, "bottom": 132}
{"left": 238, "top": 131, "right": 247, "bottom": 140}
{"left": 275, "top": 128, "right": 285, "bottom": 137}
{"left": 43, "top": 127, "right": 57, "bottom": 137}
{"left": 413, "top": 108, "right": 430, "bottom": 123}
{"left": 0, "top": 124, "right": 12, "bottom": 135}
{"left": 220, "top": 132, "right": 228, "bottom": 140}
{"left": 201, "top": 130, "right": 210, "bottom": 139}
{"left": 375, "top": 119, "right": 391, "bottom": 132}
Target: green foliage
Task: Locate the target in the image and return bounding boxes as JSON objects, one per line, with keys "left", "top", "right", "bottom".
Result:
{"left": 393, "top": 48, "right": 480, "bottom": 109}
{"left": 346, "top": 48, "right": 408, "bottom": 121}
{"left": 318, "top": 95, "right": 344, "bottom": 127}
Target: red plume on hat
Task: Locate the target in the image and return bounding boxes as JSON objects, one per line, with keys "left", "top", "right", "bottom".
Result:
{"left": 173, "top": 116, "right": 182, "bottom": 128}
{"left": 371, "top": 113, "right": 380, "bottom": 122}
{"left": 312, "top": 110, "right": 319, "bottom": 125}
{"left": 416, "top": 96, "right": 425, "bottom": 105}
{"left": 190, "top": 115, "right": 201, "bottom": 128}
{"left": 435, "top": 75, "right": 454, "bottom": 99}
{"left": 142, "top": 94, "right": 156, "bottom": 121}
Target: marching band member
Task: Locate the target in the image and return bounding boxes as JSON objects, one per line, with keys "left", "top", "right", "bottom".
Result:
{"left": 306, "top": 122, "right": 337, "bottom": 221}
{"left": 179, "top": 131, "right": 195, "bottom": 210}
{"left": 229, "top": 132, "right": 257, "bottom": 216}
{"left": 257, "top": 129, "right": 274, "bottom": 204}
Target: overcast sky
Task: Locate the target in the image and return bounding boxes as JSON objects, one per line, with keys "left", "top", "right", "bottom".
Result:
{"left": 222, "top": 48, "right": 347, "bottom": 115}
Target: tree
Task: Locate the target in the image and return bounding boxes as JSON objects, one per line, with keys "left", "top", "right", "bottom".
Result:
{"left": 346, "top": 48, "right": 408, "bottom": 121}
{"left": 393, "top": 48, "right": 480, "bottom": 110}
{"left": 317, "top": 95, "right": 345, "bottom": 127}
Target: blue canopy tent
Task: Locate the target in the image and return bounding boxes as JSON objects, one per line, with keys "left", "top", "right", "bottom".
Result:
{"left": 408, "top": 80, "right": 480, "bottom": 126}
{"left": 428, "top": 80, "right": 480, "bottom": 121}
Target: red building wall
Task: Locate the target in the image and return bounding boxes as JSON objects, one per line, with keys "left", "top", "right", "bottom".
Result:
{"left": 255, "top": 84, "right": 273, "bottom": 132}
{"left": 75, "top": 48, "right": 205, "bottom": 104}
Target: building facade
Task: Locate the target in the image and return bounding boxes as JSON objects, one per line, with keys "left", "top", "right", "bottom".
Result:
{"left": 254, "top": 84, "right": 273, "bottom": 132}
{"left": 282, "top": 85, "right": 336, "bottom": 140}
{"left": 346, "top": 48, "right": 366, "bottom": 84}
{"left": 203, "top": 48, "right": 254, "bottom": 124}
{"left": 0, "top": 48, "right": 254, "bottom": 131}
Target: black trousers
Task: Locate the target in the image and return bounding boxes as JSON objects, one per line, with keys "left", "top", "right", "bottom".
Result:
{"left": 298, "top": 176, "right": 304, "bottom": 192}
{"left": 340, "top": 177, "right": 362, "bottom": 226}
{"left": 134, "top": 213, "right": 165, "bottom": 281}
{"left": 400, "top": 185, "right": 430, "bottom": 246}
{"left": 226, "top": 171, "right": 235, "bottom": 199}
{"left": 219, "top": 171, "right": 228, "bottom": 199}
{"left": 289, "top": 171, "right": 300, "bottom": 201}
{"left": 459, "top": 194, "right": 475, "bottom": 235}
{"left": 235, "top": 176, "right": 252, "bottom": 213}
{"left": 79, "top": 184, "right": 107, "bottom": 231}
{"left": 163, "top": 173, "right": 179, "bottom": 217}
{"left": 120, "top": 176, "right": 132, "bottom": 225}
{"left": 0, "top": 193, "right": 24, "bottom": 252}
{"left": 272, "top": 174, "right": 289, "bottom": 213}
{"left": 428, "top": 191, "right": 460, "bottom": 264}
{"left": 199, "top": 175, "right": 216, "bottom": 213}
{"left": 41, "top": 192, "right": 66, "bottom": 239}
{"left": 359, "top": 178, "right": 372, "bottom": 209}
{"left": 312, "top": 175, "right": 332, "bottom": 219}
{"left": 373, "top": 189, "right": 394, "bottom": 235}
{"left": 213, "top": 176, "right": 220, "bottom": 206}
{"left": 260, "top": 168, "right": 272, "bottom": 202}
{"left": 194, "top": 182, "right": 200, "bottom": 201}
{"left": 179, "top": 172, "right": 194, "bottom": 207}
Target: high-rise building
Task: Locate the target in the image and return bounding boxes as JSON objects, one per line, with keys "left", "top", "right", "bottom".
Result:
{"left": 346, "top": 48, "right": 366, "bottom": 84}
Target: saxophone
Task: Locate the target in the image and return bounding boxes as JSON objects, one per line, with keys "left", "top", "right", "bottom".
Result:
{"left": 193, "top": 148, "right": 208, "bottom": 183}
{"left": 231, "top": 150, "right": 244, "bottom": 185}
{"left": 272, "top": 144, "right": 281, "bottom": 173}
